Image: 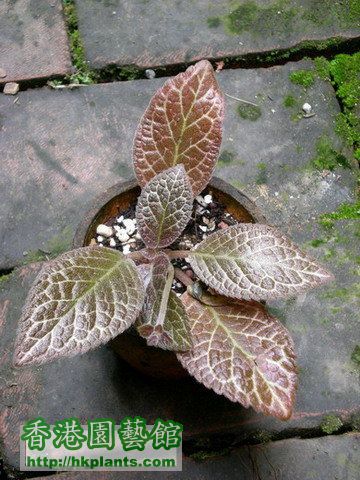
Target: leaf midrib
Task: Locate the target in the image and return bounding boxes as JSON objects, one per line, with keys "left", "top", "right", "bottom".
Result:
{"left": 208, "top": 306, "right": 288, "bottom": 414}
{"left": 208, "top": 306, "right": 255, "bottom": 364}
{"left": 36, "top": 254, "right": 129, "bottom": 328}
{"left": 171, "top": 70, "right": 206, "bottom": 167}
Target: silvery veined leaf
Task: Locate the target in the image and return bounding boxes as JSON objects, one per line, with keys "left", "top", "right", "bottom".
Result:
{"left": 177, "top": 293, "right": 297, "bottom": 420}
{"left": 137, "top": 253, "right": 192, "bottom": 351}
{"left": 188, "top": 224, "right": 333, "bottom": 300}
{"left": 136, "top": 165, "right": 193, "bottom": 248}
{"left": 133, "top": 60, "right": 224, "bottom": 195}
{"left": 14, "top": 246, "right": 145, "bottom": 366}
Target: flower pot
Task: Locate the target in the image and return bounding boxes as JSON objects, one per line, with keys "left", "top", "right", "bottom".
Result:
{"left": 73, "top": 177, "right": 265, "bottom": 379}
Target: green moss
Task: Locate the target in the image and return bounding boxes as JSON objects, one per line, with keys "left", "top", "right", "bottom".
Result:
{"left": 96, "top": 64, "right": 142, "bottom": 82}
{"left": 319, "top": 202, "right": 360, "bottom": 230}
{"left": 47, "top": 226, "right": 73, "bottom": 257}
{"left": 224, "top": 1, "right": 296, "bottom": 37}
{"left": 310, "top": 239, "right": 326, "bottom": 248}
{"left": 62, "top": 0, "right": 98, "bottom": 84}
{"left": 302, "top": 0, "right": 360, "bottom": 27}
{"left": 309, "top": 136, "right": 351, "bottom": 171}
{"left": 255, "top": 162, "right": 268, "bottom": 185}
{"left": 335, "top": 112, "right": 360, "bottom": 148}
{"left": 207, "top": 16, "right": 220, "bottom": 28}
{"left": 319, "top": 317, "right": 332, "bottom": 325}
{"left": 337, "top": 0, "right": 360, "bottom": 26}
{"left": 289, "top": 69, "right": 315, "bottom": 89}
{"left": 231, "top": 38, "right": 351, "bottom": 68}
{"left": 237, "top": 104, "right": 261, "bottom": 121}
{"left": 291, "top": 112, "right": 302, "bottom": 122}
{"left": 320, "top": 414, "right": 343, "bottom": 434}
{"left": 23, "top": 226, "right": 73, "bottom": 265}
{"left": 22, "top": 250, "right": 47, "bottom": 264}
{"left": 225, "top": 1, "right": 257, "bottom": 34}
{"left": 218, "top": 150, "right": 235, "bottom": 164}
{"left": 295, "top": 37, "right": 343, "bottom": 53}
{"left": 350, "top": 414, "right": 360, "bottom": 431}
{"left": 318, "top": 217, "right": 334, "bottom": 230}
{"left": 252, "top": 430, "right": 272, "bottom": 444}
{"left": 314, "top": 56, "right": 331, "bottom": 81}
{"left": 322, "top": 283, "right": 360, "bottom": 302}
{"left": 283, "top": 94, "right": 297, "bottom": 108}
{"left": 0, "top": 271, "right": 13, "bottom": 285}
{"left": 351, "top": 345, "right": 360, "bottom": 368}
{"left": 302, "top": 3, "right": 332, "bottom": 26}
{"left": 190, "top": 448, "right": 230, "bottom": 462}
{"left": 118, "top": 65, "right": 142, "bottom": 81}
{"left": 330, "top": 52, "right": 360, "bottom": 107}
{"left": 327, "top": 53, "right": 360, "bottom": 158}
{"left": 330, "top": 306, "right": 342, "bottom": 314}
{"left": 222, "top": 1, "right": 359, "bottom": 37}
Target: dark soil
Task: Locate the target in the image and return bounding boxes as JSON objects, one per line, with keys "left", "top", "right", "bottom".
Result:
{"left": 92, "top": 189, "right": 238, "bottom": 294}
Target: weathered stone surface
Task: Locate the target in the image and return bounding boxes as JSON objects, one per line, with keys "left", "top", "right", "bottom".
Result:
{"left": 0, "top": 0, "right": 71, "bottom": 84}
{"left": 0, "top": 60, "right": 357, "bottom": 270}
{"left": 74, "top": 0, "right": 359, "bottom": 69}
{"left": 8, "top": 433, "right": 360, "bottom": 479}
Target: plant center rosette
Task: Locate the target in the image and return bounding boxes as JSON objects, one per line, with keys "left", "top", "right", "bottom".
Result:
{"left": 13, "top": 60, "right": 333, "bottom": 421}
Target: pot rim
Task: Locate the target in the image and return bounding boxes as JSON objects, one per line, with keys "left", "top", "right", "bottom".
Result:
{"left": 73, "top": 176, "right": 266, "bottom": 249}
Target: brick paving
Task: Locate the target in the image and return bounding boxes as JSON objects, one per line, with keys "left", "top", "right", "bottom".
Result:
{"left": 75, "top": 0, "right": 359, "bottom": 69}
{"left": 0, "top": 0, "right": 71, "bottom": 84}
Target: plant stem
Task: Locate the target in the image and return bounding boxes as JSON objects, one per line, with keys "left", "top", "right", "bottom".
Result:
{"left": 224, "top": 93, "right": 259, "bottom": 107}
{"left": 126, "top": 250, "right": 149, "bottom": 262}
{"left": 174, "top": 268, "right": 194, "bottom": 287}
{"left": 165, "top": 250, "right": 190, "bottom": 260}
{"left": 158, "top": 264, "right": 175, "bottom": 323}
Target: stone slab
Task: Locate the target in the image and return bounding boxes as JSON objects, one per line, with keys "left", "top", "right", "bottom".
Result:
{"left": 39, "top": 433, "right": 360, "bottom": 480}
{"left": 0, "top": 0, "right": 71, "bottom": 84}
{"left": 0, "top": 60, "right": 358, "bottom": 270}
{"left": 74, "top": 0, "right": 360, "bottom": 69}
{"left": 7, "top": 433, "right": 360, "bottom": 479}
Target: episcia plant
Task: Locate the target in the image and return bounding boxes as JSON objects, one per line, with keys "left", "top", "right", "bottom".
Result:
{"left": 13, "top": 60, "right": 333, "bottom": 420}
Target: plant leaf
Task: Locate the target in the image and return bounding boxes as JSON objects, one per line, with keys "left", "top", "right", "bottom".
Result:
{"left": 136, "top": 165, "right": 193, "bottom": 248}
{"left": 14, "top": 247, "right": 145, "bottom": 366}
{"left": 188, "top": 224, "right": 334, "bottom": 300}
{"left": 133, "top": 59, "right": 224, "bottom": 195}
{"left": 137, "top": 253, "right": 192, "bottom": 351}
{"left": 177, "top": 293, "right": 297, "bottom": 420}
{"left": 136, "top": 263, "right": 153, "bottom": 290}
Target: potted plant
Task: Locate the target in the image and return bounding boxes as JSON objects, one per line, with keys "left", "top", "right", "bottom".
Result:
{"left": 14, "top": 60, "right": 333, "bottom": 420}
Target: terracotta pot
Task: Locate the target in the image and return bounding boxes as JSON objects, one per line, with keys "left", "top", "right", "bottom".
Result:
{"left": 74, "top": 177, "right": 265, "bottom": 379}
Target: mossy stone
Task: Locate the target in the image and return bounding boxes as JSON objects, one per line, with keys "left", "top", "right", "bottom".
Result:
{"left": 351, "top": 345, "right": 360, "bottom": 368}
{"left": 283, "top": 94, "right": 297, "bottom": 108}
{"left": 289, "top": 70, "right": 315, "bottom": 89}
{"left": 320, "top": 414, "right": 343, "bottom": 434}
{"left": 309, "top": 136, "right": 351, "bottom": 171}
{"left": 207, "top": 16, "right": 220, "bottom": 28}
{"left": 237, "top": 104, "right": 261, "bottom": 121}
{"left": 218, "top": 150, "right": 235, "bottom": 164}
